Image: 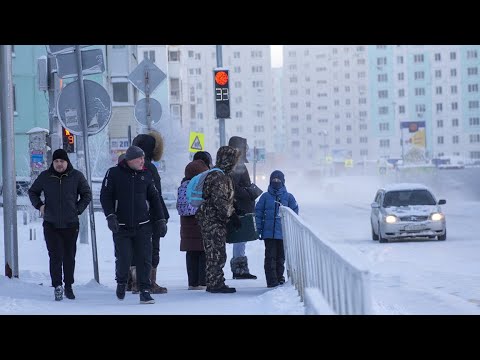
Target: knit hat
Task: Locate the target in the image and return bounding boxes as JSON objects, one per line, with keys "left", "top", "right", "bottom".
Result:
{"left": 125, "top": 145, "right": 145, "bottom": 161}
{"left": 193, "top": 151, "right": 213, "bottom": 168}
{"left": 52, "top": 149, "right": 70, "bottom": 163}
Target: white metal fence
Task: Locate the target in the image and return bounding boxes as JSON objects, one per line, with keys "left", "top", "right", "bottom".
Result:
{"left": 279, "top": 206, "right": 373, "bottom": 315}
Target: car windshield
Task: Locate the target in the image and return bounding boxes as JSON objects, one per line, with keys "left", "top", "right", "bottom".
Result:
{"left": 383, "top": 189, "right": 436, "bottom": 207}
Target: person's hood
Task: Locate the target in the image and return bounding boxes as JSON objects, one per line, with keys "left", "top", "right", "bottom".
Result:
{"left": 184, "top": 159, "right": 209, "bottom": 180}
{"left": 132, "top": 130, "right": 164, "bottom": 161}
{"left": 215, "top": 146, "right": 240, "bottom": 175}
{"left": 228, "top": 136, "right": 248, "bottom": 163}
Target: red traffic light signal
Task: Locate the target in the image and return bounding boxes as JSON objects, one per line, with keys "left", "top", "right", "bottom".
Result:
{"left": 213, "top": 69, "right": 230, "bottom": 119}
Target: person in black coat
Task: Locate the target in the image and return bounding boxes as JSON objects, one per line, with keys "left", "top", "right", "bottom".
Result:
{"left": 100, "top": 145, "right": 166, "bottom": 304}
{"left": 131, "top": 131, "right": 169, "bottom": 294}
{"left": 28, "top": 149, "right": 92, "bottom": 301}
{"left": 228, "top": 136, "right": 259, "bottom": 280}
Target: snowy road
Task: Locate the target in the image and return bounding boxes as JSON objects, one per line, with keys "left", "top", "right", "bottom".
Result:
{"left": 295, "top": 175, "right": 480, "bottom": 315}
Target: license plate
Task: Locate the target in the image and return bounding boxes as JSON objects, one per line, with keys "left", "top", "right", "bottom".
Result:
{"left": 405, "top": 224, "right": 426, "bottom": 231}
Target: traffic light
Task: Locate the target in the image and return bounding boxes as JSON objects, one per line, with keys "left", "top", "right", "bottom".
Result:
{"left": 213, "top": 68, "right": 230, "bottom": 119}
{"left": 62, "top": 127, "right": 75, "bottom": 153}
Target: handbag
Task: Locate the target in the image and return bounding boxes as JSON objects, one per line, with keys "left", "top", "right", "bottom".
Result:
{"left": 226, "top": 213, "right": 259, "bottom": 243}
{"left": 246, "top": 183, "right": 263, "bottom": 200}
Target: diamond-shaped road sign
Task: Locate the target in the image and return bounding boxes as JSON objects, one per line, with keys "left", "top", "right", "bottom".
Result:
{"left": 57, "top": 79, "right": 112, "bottom": 136}
{"left": 134, "top": 98, "right": 162, "bottom": 127}
{"left": 56, "top": 48, "right": 105, "bottom": 79}
{"left": 128, "top": 58, "right": 166, "bottom": 95}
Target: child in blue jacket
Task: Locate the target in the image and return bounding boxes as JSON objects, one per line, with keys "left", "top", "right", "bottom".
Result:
{"left": 255, "top": 170, "right": 298, "bottom": 287}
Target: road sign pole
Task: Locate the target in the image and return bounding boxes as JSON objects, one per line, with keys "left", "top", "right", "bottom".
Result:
{"left": 1, "top": 45, "right": 19, "bottom": 278}
{"left": 75, "top": 45, "right": 99, "bottom": 283}
{"left": 216, "top": 45, "right": 225, "bottom": 146}
{"left": 145, "top": 68, "right": 151, "bottom": 130}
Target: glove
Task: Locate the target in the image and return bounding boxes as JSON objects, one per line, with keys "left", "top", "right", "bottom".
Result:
{"left": 229, "top": 213, "right": 242, "bottom": 231}
{"left": 107, "top": 214, "right": 119, "bottom": 234}
{"left": 153, "top": 219, "right": 167, "bottom": 238}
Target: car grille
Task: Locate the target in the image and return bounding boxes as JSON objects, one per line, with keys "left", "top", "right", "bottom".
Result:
{"left": 399, "top": 215, "right": 429, "bottom": 222}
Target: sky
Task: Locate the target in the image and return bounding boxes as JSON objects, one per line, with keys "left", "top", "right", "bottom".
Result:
{"left": 271, "top": 45, "right": 283, "bottom": 68}
{"left": 1, "top": 168, "right": 480, "bottom": 314}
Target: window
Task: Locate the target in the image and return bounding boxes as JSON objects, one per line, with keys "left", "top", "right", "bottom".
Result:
{"left": 450, "top": 52, "right": 456, "bottom": 60}
{"left": 468, "top": 67, "right": 478, "bottom": 76}
{"left": 450, "top": 68, "right": 457, "bottom": 77}
{"left": 451, "top": 85, "right": 458, "bottom": 94}
{"left": 470, "top": 117, "right": 480, "bottom": 126}
{"left": 399, "top": 105, "right": 405, "bottom": 114}
{"left": 435, "top": 70, "right": 442, "bottom": 78}
{"left": 379, "top": 123, "right": 389, "bottom": 131}
{"left": 467, "top": 50, "right": 478, "bottom": 59}
{"left": 144, "top": 50, "right": 155, "bottom": 62}
{"left": 415, "top": 88, "right": 425, "bottom": 96}
{"left": 397, "top": 56, "right": 404, "bottom": 64}
{"left": 452, "top": 102, "right": 458, "bottom": 110}
{"left": 436, "top": 103, "right": 443, "bottom": 112}
{"left": 436, "top": 86, "right": 442, "bottom": 95}
{"left": 378, "top": 90, "right": 388, "bottom": 98}
{"left": 379, "top": 106, "right": 389, "bottom": 115}
{"left": 414, "top": 71, "right": 424, "bottom": 80}
{"left": 468, "top": 84, "right": 479, "bottom": 92}
{"left": 435, "top": 53, "right": 441, "bottom": 61}
{"left": 378, "top": 74, "right": 388, "bottom": 82}
{"left": 469, "top": 134, "right": 480, "bottom": 143}
{"left": 168, "top": 50, "right": 180, "bottom": 62}
{"left": 360, "top": 149, "right": 368, "bottom": 156}
{"left": 469, "top": 101, "right": 479, "bottom": 109}
{"left": 235, "top": 111, "right": 243, "bottom": 118}
{"left": 380, "top": 139, "right": 390, "bottom": 148}
{"left": 112, "top": 45, "right": 126, "bottom": 48}
{"left": 414, "top": 54, "right": 424, "bottom": 63}
{"left": 112, "top": 82, "right": 129, "bottom": 103}
{"left": 13, "top": 84, "right": 17, "bottom": 113}
{"left": 471, "top": 151, "right": 480, "bottom": 159}
{"left": 235, "top": 81, "right": 242, "bottom": 88}
{"left": 452, "top": 118, "right": 459, "bottom": 127}
{"left": 398, "top": 72, "right": 405, "bottom": 81}
{"left": 233, "top": 51, "right": 240, "bottom": 58}
{"left": 437, "top": 120, "right": 443, "bottom": 128}
{"left": 398, "top": 89, "right": 405, "bottom": 97}
{"left": 452, "top": 135, "right": 459, "bottom": 144}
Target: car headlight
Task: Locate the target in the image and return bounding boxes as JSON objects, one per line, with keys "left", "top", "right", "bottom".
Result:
{"left": 430, "top": 212, "right": 444, "bottom": 221}
{"left": 385, "top": 215, "right": 398, "bottom": 224}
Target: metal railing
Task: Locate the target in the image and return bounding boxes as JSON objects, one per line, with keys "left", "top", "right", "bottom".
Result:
{"left": 279, "top": 206, "right": 373, "bottom": 315}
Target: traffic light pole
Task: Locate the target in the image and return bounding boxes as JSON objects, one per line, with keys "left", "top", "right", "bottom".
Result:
{"left": 216, "top": 45, "right": 225, "bottom": 146}
{"left": 75, "top": 45, "right": 100, "bottom": 283}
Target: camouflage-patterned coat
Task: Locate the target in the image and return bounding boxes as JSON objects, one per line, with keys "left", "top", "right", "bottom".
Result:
{"left": 195, "top": 146, "right": 239, "bottom": 289}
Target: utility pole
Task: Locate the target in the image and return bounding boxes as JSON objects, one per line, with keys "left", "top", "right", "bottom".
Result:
{"left": 216, "top": 45, "right": 225, "bottom": 146}
{"left": 0, "top": 45, "right": 19, "bottom": 278}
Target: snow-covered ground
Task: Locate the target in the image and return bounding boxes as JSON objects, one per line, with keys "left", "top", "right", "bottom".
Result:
{"left": 1, "top": 171, "right": 479, "bottom": 315}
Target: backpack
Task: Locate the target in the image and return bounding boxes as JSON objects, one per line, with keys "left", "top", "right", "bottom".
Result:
{"left": 176, "top": 180, "right": 198, "bottom": 216}
{"left": 186, "top": 168, "right": 224, "bottom": 208}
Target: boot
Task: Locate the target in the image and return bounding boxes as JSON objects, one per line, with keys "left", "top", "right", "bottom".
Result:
{"left": 130, "top": 266, "right": 139, "bottom": 294}
{"left": 150, "top": 267, "right": 168, "bottom": 294}
{"left": 231, "top": 256, "right": 257, "bottom": 279}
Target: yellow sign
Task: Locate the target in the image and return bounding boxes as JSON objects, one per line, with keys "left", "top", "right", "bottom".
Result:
{"left": 344, "top": 159, "right": 354, "bottom": 168}
{"left": 189, "top": 132, "right": 205, "bottom": 153}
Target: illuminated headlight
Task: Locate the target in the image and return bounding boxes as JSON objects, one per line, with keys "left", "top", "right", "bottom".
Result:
{"left": 385, "top": 215, "right": 398, "bottom": 224}
{"left": 430, "top": 213, "right": 444, "bottom": 221}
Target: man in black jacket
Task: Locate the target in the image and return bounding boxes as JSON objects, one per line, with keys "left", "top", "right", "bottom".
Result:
{"left": 131, "top": 131, "right": 169, "bottom": 294}
{"left": 100, "top": 145, "right": 166, "bottom": 304}
{"left": 28, "top": 149, "right": 92, "bottom": 301}
{"left": 228, "top": 136, "right": 259, "bottom": 280}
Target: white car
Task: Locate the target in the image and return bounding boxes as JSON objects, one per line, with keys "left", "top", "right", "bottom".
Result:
{"left": 370, "top": 183, "right": 447, "bottom": 243}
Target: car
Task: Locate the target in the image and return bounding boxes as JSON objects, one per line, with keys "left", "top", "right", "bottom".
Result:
{"left": 370, "top": 183, "right": 447, "bottom": 243}
{"left": 162, "top": 191, "right": 177, "bottom": 209}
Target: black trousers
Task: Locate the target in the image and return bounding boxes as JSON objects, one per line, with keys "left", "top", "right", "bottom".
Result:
{"left": 263, "top": 238, "right": 285, "bottom": 286}
{"left": 131, "top": 232, "right": 161, "bottom": 268}
{"left": 113, "top": 223, "right": 152, "bottom": 291}
{"left": 43, "top": 222, "right": 79, "bottom": 288}
{"left": 186, "top": 251, "right": 206, "bottom": 287}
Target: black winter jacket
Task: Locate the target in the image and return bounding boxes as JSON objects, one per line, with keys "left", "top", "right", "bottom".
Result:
{"left": 28, "top": 162, "right": 92, "bottom": 228}
{"left": 100, "top": 160, "right": 164, "bottom": 228}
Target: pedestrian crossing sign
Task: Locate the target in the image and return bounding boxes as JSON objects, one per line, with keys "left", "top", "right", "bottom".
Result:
{"left": 189, "top": 131, "right": 205, "bottom": 153}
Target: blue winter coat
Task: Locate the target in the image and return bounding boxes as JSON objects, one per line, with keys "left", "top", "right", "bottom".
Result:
{"left": 255, "top": 185, "right": 298, "bottom": 240}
